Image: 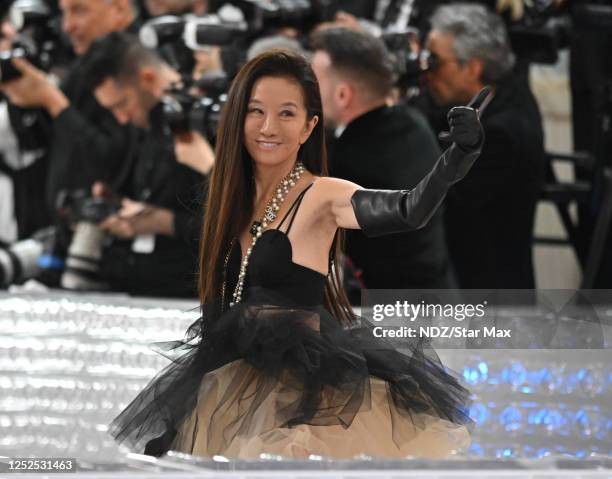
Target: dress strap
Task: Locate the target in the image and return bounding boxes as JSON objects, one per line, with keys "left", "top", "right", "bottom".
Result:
{"left": 277, "top": 182, "right": 316, "bottom": 234}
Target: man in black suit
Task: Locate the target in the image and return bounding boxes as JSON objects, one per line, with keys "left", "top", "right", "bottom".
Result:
{"left": 423, "top": 4, "right": 546, "bottom": 288}
{"left": 311, "top": 28, "right": 452, "bottom": 294}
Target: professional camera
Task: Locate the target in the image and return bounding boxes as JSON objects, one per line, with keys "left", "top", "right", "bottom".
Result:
{"left": 161, "top": 73, "right": 228, "bottom": 140}
{"left": 140, "top": 13, "right": 247, "bottom": 49}
{"left": 381, "top": 28, "right": 428, "bottom": 93}
{"left": 0, "top": 226, "right": 64, "bottom": 289}
{"left": 232, "top": 0, "right": 337, "bottom": 33}
{"left": 0, "top": 41, "right": 32, "bottom": 83}
{"left": 56, "top": 190, "right": 121, "bottom": 225}
{"left": 7, "top": 0, "right": 68, "bottom": 70}
{"left": 55, "top": 190, "right": 121, "bottom": 291}
{"left": 140, "top": 13, "right": 247, "bottom": 74}
{"left": 0, "top": 190, "right": 121, "bottom": 290}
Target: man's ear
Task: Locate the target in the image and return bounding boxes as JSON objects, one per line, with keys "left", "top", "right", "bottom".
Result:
{"left": 465, "top": 58, "right": 484, "bottom": 84}
{"left": 138, "top": 67, "right": 159, "bottom": 94}
{"left": 335, "top": 82, "right": 352, "bottom": 109}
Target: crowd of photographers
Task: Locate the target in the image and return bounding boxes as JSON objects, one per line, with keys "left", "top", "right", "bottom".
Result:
{"left": 0, "top": 0, "right": 610, "bottom": 299}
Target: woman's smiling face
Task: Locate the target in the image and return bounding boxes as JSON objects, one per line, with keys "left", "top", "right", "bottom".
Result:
{"left": 244, "top": 75, "right": 318, "bottom": 168}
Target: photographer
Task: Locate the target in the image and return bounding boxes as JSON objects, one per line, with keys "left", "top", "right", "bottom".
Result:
{"left": 311, "top": 28, "right": 452, "bottom": 292}
{"left": 78, "top": 32, "right": 212, "bottom": 297}
{"left": 0, "top": 0, "right": 139, "bottom": 213}
{"left": 423, "top": 4, "right": 546, "bottom": 288}
{"left": 0, "top": 12, "right": 51, "bottom": 242}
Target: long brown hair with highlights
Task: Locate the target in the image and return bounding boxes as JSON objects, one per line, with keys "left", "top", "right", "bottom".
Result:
{"left": 198, "top": 50, "right": 354, "bottom": 324}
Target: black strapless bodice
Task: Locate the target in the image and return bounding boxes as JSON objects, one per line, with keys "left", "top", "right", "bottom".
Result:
{"left": 227, "top": 229, "right": 327, "bottom": 307}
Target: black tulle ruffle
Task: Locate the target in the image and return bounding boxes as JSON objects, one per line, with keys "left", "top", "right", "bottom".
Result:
{"left": 109, "top": 287, "right": 472, "bottom": 457}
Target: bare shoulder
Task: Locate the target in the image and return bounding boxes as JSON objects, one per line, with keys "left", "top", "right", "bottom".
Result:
{"left": 311, "top": 176, "right": 361, "bottom": 203}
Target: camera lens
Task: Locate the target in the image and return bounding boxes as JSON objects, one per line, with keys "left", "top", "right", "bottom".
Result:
{"left": 0, "top": 47, "right": 26, "bottom": 83}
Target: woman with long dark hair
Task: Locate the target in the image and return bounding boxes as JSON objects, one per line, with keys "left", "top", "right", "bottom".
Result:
{"left": 110, "top": 50, "right": 488, "bottom": 459}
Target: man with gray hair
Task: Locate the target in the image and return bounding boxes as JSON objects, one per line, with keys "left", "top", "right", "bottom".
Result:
{"left": 423, "top": 3, "right": 545, "bottom": 288}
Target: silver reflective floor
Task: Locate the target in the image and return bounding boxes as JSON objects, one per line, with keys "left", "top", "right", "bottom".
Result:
{"left": 1, "top": 291, "right": 611, "bottom": 477}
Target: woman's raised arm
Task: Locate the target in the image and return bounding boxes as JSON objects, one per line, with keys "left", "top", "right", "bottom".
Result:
{"left": 322, "top": 87, "right": 491, "bottom": 235}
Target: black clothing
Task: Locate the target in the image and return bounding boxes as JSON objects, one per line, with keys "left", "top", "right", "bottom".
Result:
{"left": 110, "top": 185, "right": 471, "bottom": 457}
{"left": 45, "top": 59, "right": 134, "bottom": 209}
{"left": 329, "top": 104, "right": 451, "bottom": 290}
{"left": 351, "top": 143, "right": 483, "bottom": 236}
{"left": 100, "top": 105, "right": 206, "bottom": 298}
{"left": 444, "top": 75, "right": 546, "bottom": 288}
{"left": 569, "top": 10, "right": 612, "bottom": 284}
{"left": 46, "top": 19, "right": 142, "bottom": 209}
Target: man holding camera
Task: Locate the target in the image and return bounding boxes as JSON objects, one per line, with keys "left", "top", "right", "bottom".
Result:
{"left": 0, "top": 9, "right": 53, "bottom": 242}
{"left": 423, "top": 4, "right": 546, "bottom": 288}
{"left": 0, "top": 0, "right": 139, "bottom": 215}
{"left": 77, "top": 32, "right": 212, "bottom": 297}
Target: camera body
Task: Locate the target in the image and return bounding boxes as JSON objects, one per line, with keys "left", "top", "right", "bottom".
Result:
{"left": 56, "top": 190, "right": 121, "bottom": 291}
{"left": 0, "top": 44, "right": 29, "bottom": 83}
{"left": 57, "top": 191, "right": 121, "bottom": 224}
{"left": 234, "top": 0, "right": 337, "bottom": 32}
{"left": 139, "top": 13, "right": 247, "bottom": 74}
{"left": 0, "top": 190, "right": 122, "bottom": 290}
{"left": 0, "top": 227, "right": 61, "bottom": 288}
{"left": 161, "top": 72, "right": 228, "bottom": 140}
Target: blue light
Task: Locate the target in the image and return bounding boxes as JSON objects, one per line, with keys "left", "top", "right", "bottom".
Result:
{"left": 38, "top": 254, "right": 64, "bottom": 270}
{"left": 543, "top": 409, "right": 565, "bottom": 431}
{"left": 469, "top": 403, "right": 490, "bottom": 426}
{"left": 528, "top": 409, "right": 546, "bottom": 425}
{"left": 537, "top": 448, "right": 551, "bottom": 458}
{"left": 502, "top": 362, "right": 527, "bottom": 387}
{"left": 463, "top": 361, "right": 489, "bottom": 385}
{"left": 500, "top": 406, "right": 522, "bottom": 431}
{"left": 469, "top": 443, "right": 484, "bottom": 456}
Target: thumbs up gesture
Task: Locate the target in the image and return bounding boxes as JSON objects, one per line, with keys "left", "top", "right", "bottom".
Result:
{"left": 438, "top": 86, "right": 491, "bottom": 152}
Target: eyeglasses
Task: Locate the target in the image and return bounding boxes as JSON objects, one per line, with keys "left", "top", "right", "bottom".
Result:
{"left": 420, "top": 49, "right": 462, "bottom": 72}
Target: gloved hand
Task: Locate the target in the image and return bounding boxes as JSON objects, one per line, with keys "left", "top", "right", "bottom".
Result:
{"left": 437, "top": 86, "right": 491, "bottom": 184}
{"left": 350, "top": 86, "right": 492, "bottom": 237}
{"left": 438, "top": 86, "right": 490, "bottom": 151}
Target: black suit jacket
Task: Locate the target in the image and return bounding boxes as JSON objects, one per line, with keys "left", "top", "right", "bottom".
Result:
{"left": 444, "top": 75, "right": 546, "bottom": 288}
{"left": 329, "top": 104, "right": 450, "bottom": 289}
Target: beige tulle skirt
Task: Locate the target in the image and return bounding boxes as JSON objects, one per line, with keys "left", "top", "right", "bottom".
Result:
{"left": 172, "top": 359, "right": 470, "bottom": 459}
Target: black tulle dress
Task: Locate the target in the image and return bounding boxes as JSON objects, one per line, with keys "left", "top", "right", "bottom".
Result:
{"left": 110, "top": 185, "right": 472, "bottom": 459}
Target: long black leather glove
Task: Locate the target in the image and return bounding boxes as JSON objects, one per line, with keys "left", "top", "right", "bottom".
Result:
{"left": 350, "top": 87, "right": 491, "bottom": 237}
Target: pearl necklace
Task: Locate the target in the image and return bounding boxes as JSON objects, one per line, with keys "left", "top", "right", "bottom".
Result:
{"left": 230, "top": 162, "right": 305, "bottom": 306}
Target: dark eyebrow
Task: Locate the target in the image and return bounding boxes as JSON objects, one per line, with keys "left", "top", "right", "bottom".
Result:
{"left": 248, "top": 99, "right": 298, "bottom": 108}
